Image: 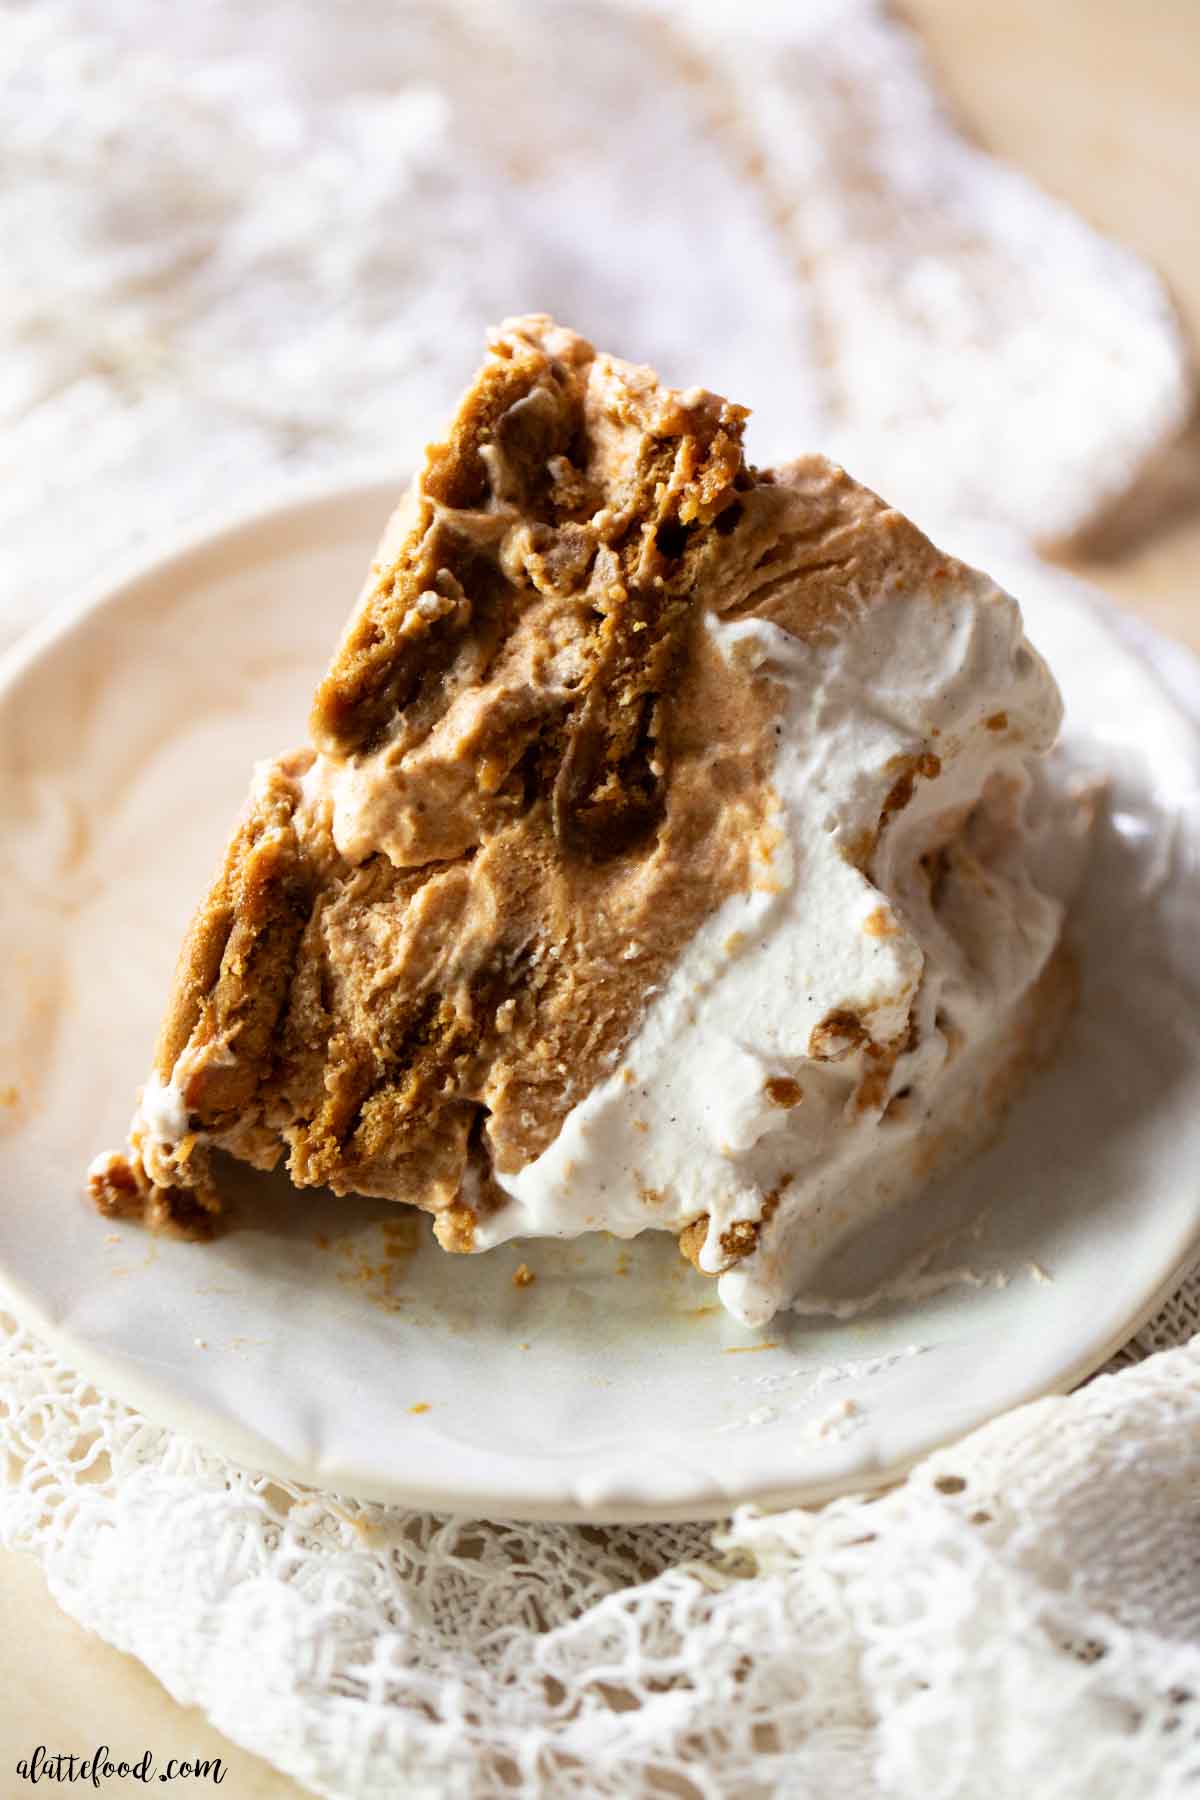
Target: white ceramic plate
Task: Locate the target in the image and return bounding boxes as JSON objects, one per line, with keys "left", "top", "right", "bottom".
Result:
{"left": 1, "top": 482, "right": 1198, "bottom": 1522}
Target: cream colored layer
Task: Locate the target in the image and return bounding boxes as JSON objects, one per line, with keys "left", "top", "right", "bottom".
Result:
{"left": 472, "top": 555, "right": 1090, "bottom": 1324}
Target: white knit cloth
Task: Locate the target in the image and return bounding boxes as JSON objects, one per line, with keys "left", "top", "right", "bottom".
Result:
{"left": 1, "top": 4, "right": 1198, "bottom": 1796}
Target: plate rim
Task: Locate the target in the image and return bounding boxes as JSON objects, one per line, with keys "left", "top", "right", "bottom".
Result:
{"left": 3, "top": 1236, "right": 1199, "bottom": 1522}
{"left": 0, "top": 465, "right": 404, "bottom": 701}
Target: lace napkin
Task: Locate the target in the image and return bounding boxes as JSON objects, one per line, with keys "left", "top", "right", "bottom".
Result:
{"left": 1, "top": 3, "right": 1197, "bottom": 1795}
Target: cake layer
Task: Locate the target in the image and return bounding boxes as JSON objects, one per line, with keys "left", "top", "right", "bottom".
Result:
{"left": 91, "top": 316, "right": 1089, "bottom": 1323}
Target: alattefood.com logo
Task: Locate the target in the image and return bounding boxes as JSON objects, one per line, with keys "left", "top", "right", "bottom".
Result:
{"left": 15, "top": 1746, "right": 226, "bottom": 1786}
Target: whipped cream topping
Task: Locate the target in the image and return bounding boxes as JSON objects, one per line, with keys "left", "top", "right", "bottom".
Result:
{"left": 471, "top": 565, "right": 1090, "bottom": 1324}
{"left": 137, "top": 1072, "right": 189, "bottom": 1145}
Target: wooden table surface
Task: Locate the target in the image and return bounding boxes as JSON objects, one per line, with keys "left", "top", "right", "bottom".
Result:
{"left": 1, "top": 3, "right": 1196, "bottom": 1792}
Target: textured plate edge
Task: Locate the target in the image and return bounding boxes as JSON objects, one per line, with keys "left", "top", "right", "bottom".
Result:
{"left": 3, "top": 1233, "right": 1198, "bottom": 1523}
{"left": 0, "top": 467, "right": 403, "bottom": 706}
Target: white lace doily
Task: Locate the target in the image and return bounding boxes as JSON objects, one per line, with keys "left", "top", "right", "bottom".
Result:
{"left": 2, "top": 1294, "right": 1198, "bottom": 1799}
{"left": 1, "top": 3, "right": 1198, "bottom": 1795}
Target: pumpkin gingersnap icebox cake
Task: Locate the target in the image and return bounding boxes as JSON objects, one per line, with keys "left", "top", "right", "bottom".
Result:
{"left": 89, "top": 315, "right": 1093, "bottom": 1327}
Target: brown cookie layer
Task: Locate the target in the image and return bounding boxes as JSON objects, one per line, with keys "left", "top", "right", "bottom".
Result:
{"left": 92, "top": 316, "right": 996, "bottom": 1250}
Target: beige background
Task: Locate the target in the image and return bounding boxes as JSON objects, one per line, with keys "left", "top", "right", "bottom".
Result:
{"left": 1, "top": 2, "right": 1197, "bottom": 1792}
